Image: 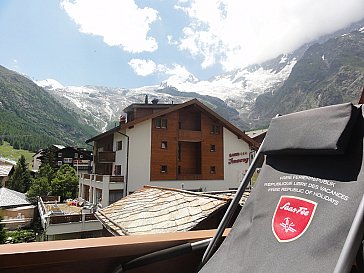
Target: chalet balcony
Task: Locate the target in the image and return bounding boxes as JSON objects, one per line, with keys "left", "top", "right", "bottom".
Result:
{"left": 97, "top": 151, "right": 116, "bottom": 163}
{"left": 80, "top": 174, "right": 125, "bottom": 190}
{"left": 0, "top": 229, "right": 228, "bottom": 273}
{"left": 79, "top": 174, "right": 125, "bottom": 206}
{"left": 177, "top": 174, "right": 202, "bottom": 180}
{"left": 37, "top": 197, "right": 103, "bottom": 240}
{"left": 178, "top": 129, "right": 202, "bottom": 142}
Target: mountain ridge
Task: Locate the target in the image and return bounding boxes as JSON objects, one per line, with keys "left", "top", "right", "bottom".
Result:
{"left": 0, "top": 18, "right": 361, "bottom": 153}
{"left": 0, "top": 65, "right": 98, "bottom": 151}
{"left": 251, "top": 29, "right": 364, "bottom": 127}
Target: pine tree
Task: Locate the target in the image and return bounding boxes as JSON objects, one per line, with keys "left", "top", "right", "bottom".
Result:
{"left": 8, "top": 155, "right": 31, "bottom": 193}
{"left": 41, "top": 146, "right": 58, "bottom": 170}
{"left": 27, "top": 163, "right": 55, "bottom": 198}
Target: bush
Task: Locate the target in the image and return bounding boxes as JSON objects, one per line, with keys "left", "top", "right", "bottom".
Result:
{"left": 5, "top": 229, "right": 36, "bottom": 244}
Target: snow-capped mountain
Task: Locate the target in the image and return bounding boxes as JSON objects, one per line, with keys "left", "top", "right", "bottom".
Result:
{"left": 36, "top": 79, "right": 64, "bottom": 90}
{"left": 35, "top": 19, "right": 364, "bottom": 133}
{"left": 36, "top": 53, "right": 295, "bottom": 132}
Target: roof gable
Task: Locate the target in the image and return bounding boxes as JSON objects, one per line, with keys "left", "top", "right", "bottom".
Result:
{"left": 86, "top": 99, "right": 259, "bottom": 149}
{"left": 124, "top": 99, "right": 259, "bottom": 149}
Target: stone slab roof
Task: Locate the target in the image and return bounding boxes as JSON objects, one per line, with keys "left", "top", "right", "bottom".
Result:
{"left": 0, "top": 165, "right": 13, "bottom": 177}
{"left": 0, "top": 187, "right": 30, "bottom": 208}
{"left": 96, "top": 185, "right": 232, "bottom": 236}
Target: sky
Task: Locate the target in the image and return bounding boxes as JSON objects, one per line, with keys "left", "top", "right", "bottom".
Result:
{"left": 0, "top": 0, "right": 364, "bottom": 89}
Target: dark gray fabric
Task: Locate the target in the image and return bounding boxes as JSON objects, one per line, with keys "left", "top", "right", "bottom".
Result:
{"left": 261, "top": 103, "right": 359, "bottom": 155}
{"left": 199, "top": 104, "right": 364, "bottom": 273}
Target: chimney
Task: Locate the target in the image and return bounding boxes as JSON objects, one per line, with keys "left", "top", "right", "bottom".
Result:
{"left": 119, "top": 115, "right": 126, "bottom": 125}
{"left": 145, "top": 95, "right": 149, "bottom": 104}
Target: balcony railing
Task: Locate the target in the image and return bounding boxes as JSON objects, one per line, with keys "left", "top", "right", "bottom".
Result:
{"left": 177, "top": 174, "right": 202, "bottom": 180}
{"left": 178, "top": 130, "right": 202, "bottom": 142}
{"left": 110, "top": 176, "right": 124, "bottom": 182}
{"left": 49, "top": 214, "right": 83, "bottom": 224}
{"left": 80, "top": 174, "right": 124, "bottom": 184}
{"left": 0, "top": 229, "right": 229, "bottom": 273}
{"left": 97, "top": 151, "right": 115, "bottom": 163}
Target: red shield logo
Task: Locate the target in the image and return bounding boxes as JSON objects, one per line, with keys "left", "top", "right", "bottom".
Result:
{"left": 272, "top": 195, "right": 317, "bottom": 242}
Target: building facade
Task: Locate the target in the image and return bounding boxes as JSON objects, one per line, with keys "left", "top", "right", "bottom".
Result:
{"left": 55, "top": 146, "right": 93, "bottom": 175}
{"left": 79, "top": 99, "right": 259, "bottom": 207}
{"left": 32, "top": 145, "right": 92, "bottom": 175}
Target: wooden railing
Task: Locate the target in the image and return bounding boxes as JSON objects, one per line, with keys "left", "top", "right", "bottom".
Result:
{"left": 84, "top": 214, "right": 97, "bottom": 221}
{"left": 178, "top": 129, "right": 202, "bottom": 142}
{"left": 110, "top": 176, "right": 124, "bottom": 182}
{"left": 0, "top": 229, "right": 229, "bottom": 273}
{"left": 49, "top": 214, "right": 82, "bottom": 224}
{"left": 98, "top": 151, "right": 115, "bottom": 163}
{"left": 96, "top": 175, "right": 104, "bottom": 182}
{"left": 177, "top": 174, "right": 202, "bottom": 180}
{"left": 49, "top": 214, "right": 97, "bottom": 224}
{"left": 83, "top": 174, "right": 91, "bottom": 179}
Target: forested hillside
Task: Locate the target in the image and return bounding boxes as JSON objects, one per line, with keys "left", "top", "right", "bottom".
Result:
{"left": 0, "top": 65, "right": 98, "bottom": 151}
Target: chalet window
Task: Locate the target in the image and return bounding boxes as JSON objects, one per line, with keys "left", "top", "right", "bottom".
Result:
{"left": 211, "top": 124, "right": 220, "bottom": 134}
{"left": 160, "top": 165, "right": 168, "bottom": 173}
{"left": 58, "top": 152, "right": 62, "bottom": 157}
{"left": 161, "top": 141, "right": 168, "bottom": 149}
{"left": 114, "top": 165, "right": 122, "bottom": 176}
{"left": 74, "top": 153, "right": 79, "bottom": 158}
{"left": 57, "top": 161, "right": 62, "bottom": 166}
{"left": 117, "top": 140, "right": 123, "bottom": 151}
{"left": 210, "top": 144, "right": 216, "bottom": 152}
{"left": 210, "top": 166, "right": 216, "bottom": 174}
{"left": 80, "top": 154, "right": 83, "bottom": 159}
{"left": 64, "top": 158, "right": 73, "bottom": 163}
{"left": 156, "top": 118, "right": 167, "bottom": 128}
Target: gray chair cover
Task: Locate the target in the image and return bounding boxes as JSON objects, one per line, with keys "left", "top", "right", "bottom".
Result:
{"left": 199, "top": 103, "right": 364, "bottom": 273}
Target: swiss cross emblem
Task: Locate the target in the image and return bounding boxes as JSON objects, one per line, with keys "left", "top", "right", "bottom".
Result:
{"left": 272, "top": 195, "right": 317, "bottom": 242}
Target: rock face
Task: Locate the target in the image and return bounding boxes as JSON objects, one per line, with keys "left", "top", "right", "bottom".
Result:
{"left": 251, "top": 30, "right": 364, "bottom": 128}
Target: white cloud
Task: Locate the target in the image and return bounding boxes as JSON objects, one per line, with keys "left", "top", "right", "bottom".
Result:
{"left": 128, "top": 59, "right": 197, "bottom": 85}
{"left": 60, "top": 0, "right": 159, "bottom": 53}
{"left": 175, "top": 0, "right": 364, "bottom": 70}
{"left": 167, "top": 35, "right": 178, "bottom": 46}
{"left": 128, "top": 59, "right": 158, "bottom": 76}
{"left": 163, "top": 64, "right": 197, "bottom": 82}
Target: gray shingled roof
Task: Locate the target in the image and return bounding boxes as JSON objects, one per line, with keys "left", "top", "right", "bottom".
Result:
{"left": 0, "top": 165, "right": 13, "bottom": 177}
{"left": 0, "top": 187, "right": 30, "bottom": 208}
{"left": 96, "top": 185, "right": 232, "bottom": 236}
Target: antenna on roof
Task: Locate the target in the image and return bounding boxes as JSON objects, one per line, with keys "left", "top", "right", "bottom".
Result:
{"left": 151, "top": 98, "right": 159, "bottom": 104}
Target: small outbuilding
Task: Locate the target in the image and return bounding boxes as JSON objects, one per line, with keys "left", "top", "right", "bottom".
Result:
{"left": 0, "top": 187, "right": 35, "bottom": 230}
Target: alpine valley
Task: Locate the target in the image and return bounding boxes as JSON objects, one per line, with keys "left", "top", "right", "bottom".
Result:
{"left": 36, "top": 21, "right": 364, "bottom": 133}
{"left": 1, "top": 21, "right": 364, "bottom": 152}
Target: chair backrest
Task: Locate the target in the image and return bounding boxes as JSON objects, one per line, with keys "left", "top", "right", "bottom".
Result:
{"left": 199, "top": 102, "right": 364, "bottom": 273}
